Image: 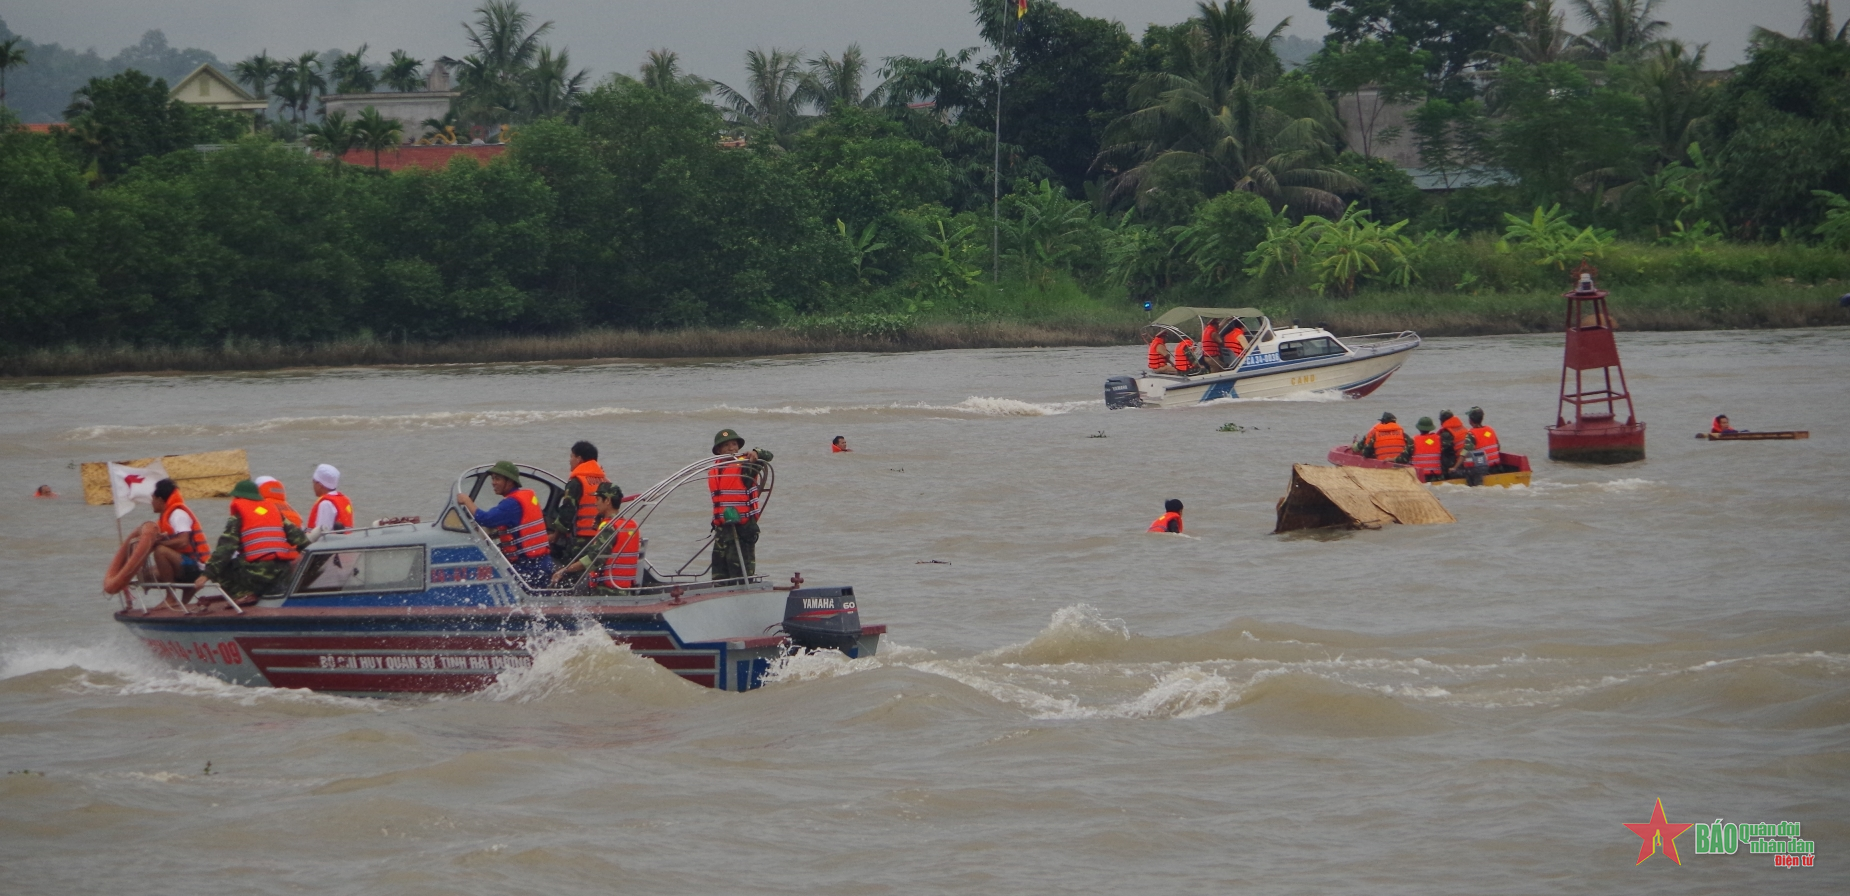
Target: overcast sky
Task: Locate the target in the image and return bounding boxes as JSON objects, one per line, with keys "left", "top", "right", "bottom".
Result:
{"left": 3, "top": 0, "right": 1815, "bottom": 89}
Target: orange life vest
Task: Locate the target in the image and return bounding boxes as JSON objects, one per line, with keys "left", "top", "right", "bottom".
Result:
{"left": 569, "top": 460, "right": 607, "bottom": 538}
{"left": 1367, "top": 422, "right": 1408, "bottom": 459}
{"left": 1468, "top": 425, "right": 1501, "bottom": 466}
{"left": 1227, "top": 325, "right": 1246, "bottom": 356}
{"left": 231, "top": 496, "right": 298, "bottom": 562}
{"left": 1147, "top": 336, "right": 1168, "bottom": 370}
{"left": 590, "top": 518, "right": 642, "bottom": 589}
{"left": 708, "top": 460, "right": 762, "bottom": 525}
{"left": 158, "top": 494, "right": 211, "bottom": 562}
{"left": 311, "top": 490, "right": 354, "bottom": 531}
{"left": 1147, "top": 512, "right": 1182, "bottom": 534}
{"left": 1201, "top": 325, "right": 1223, "bottom": 359}
{"left": 1173, "top": 337, "right": 1194, "bottom": 373}
{"left": 831, "top": 443, "right": 847, "bottom": 453}
{"left": 257, "top": 481, "right": 303, "bottom": 529}
{"left": 1711, "top": 417, "right": 1727, "bottom": 433}
{"left": 1440, "top": 416, "right": 1469, "bottom": 452}
{"left": 1409, "top": 433, "right": 1443, "bottom": 479}
{"left": 496, "top": 488, "right": 550, "bottom": 559}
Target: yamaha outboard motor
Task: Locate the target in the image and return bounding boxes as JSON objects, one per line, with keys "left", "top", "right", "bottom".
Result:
{"left": 782, "top": 587, "right": 862, "bottom": 652}
{"left": 1104, "top": 375, "right": 1143, "bottom": 410}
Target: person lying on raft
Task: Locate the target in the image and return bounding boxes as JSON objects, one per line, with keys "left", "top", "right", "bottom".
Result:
{"left": 1712, "top": 414, "right": 1740, "bottom": 434}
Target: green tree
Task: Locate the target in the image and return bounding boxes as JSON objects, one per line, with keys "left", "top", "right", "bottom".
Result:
{"left": 801, "top": 44, "right": 888, "bottom": 113}
{"left": 61, "top": 69, "right": 244, "bottom": 179}
{"left": 712, "top": 48, "right": 808, "bottom": 147}
{"left": 0, "top": 115, "right": 97, "bottom": 346}
{"left": 1485, "top": 0, "right": 1590, "bottom": 65}
{"left": 382, "top": 50, "right": 423, "bottom": 92}
{"left": 1, "top": 37, "right": 28, "bottom": 111}
{"left": 1173, "top": 189, "right": 1278, "bottom": 284}
{"left": 303, "top": 110, "right": 359, "bottom": 173}
{"left": 232, "top": 51, "right": 282, "bottom": 100}
{"left": 1304, "top": 36, "right": 1432, "bottom": 158}
{"left": 352, "top": 106, "right": 403, "bottom": 169}
{"left": 332, "top": 44, "right": 376, "bottom": 94}
{"left": 287, "top": 51, "right": 326, "bottom": 122}
{"left": 521, "top": 46, "right": 588, "bottom": 119}
{"left": 1486, "top": 61, "right": 1644, "bottom": 206}
{"left": 999, "top": 178, "right": 1101, "bottom": 285}
{"left": 1569, "top": 0, "right": 1669, "bottom": 61}
{"left": 639, "top": 49, "right": 708, "bottom": 101}
{"left": 1707, "top": 32, "right": 1850, "bottom": 236}
{"left": 1308, "top": 0, "right": 1527, "bottom": 90}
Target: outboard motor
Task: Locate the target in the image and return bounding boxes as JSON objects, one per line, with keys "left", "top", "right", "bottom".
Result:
{"left": 782, "top": 587, "right": 862, "bottom": 652}
{"left": 1104, "top": 375, "right": 1142, "bottom": 410}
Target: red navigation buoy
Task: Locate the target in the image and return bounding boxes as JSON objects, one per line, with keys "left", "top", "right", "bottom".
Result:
{"left": 1546, "top": 264, "right": 1646, "bottom": 463}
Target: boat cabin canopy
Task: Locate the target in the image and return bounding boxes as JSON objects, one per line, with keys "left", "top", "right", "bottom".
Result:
{"left": 1146, "top": 306, "right": 1264, "bottom": 335}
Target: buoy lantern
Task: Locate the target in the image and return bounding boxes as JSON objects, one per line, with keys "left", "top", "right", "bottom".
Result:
{"left": 1546, "top": 265, "right": 1646, "bottom": 464}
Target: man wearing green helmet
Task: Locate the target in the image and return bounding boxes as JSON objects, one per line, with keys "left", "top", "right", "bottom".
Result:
{"left": 707, "top": 429, "right": 774, "bottom": 581}
{"left": 457, "top": 461, "right": 554, "bottom": 587}
{"left": 199, "top": 478, "right": 309, "bottom": 601}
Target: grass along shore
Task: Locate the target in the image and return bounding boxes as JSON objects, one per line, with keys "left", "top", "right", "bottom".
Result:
{"left": 4, "top": 283, "right": 1845, "bottom": 379}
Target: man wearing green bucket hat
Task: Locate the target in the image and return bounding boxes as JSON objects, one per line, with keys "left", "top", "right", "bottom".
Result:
{"left": 708, "top": 429, "right": 773, "bottom": 581}
{"left": 198, "top": 478, "right": 308, "bottom": 601}
{"left": 458, "top": 461, "right": 554, "bottom": 587}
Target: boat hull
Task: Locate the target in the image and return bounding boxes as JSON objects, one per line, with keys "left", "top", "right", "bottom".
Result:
{"left": 1125, "top": 346, "right": 1413, "bottom": 408}
{"left": 1326, "top": 446, "right": 1533, "bottom": 488}
{"left": 116, "top": 595, "right": 882, "bottom": 696}
{"left": 1547, "top": 420, "right": 1645, "bottom": 464}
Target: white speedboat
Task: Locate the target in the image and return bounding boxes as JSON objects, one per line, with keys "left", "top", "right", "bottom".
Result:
{"left": 1105, "top": 307, "right": 1420, "bottom": 409}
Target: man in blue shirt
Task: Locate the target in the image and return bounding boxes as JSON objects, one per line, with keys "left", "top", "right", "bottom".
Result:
{"left": 457, "top": 460, "right": 554, "bottom": 587}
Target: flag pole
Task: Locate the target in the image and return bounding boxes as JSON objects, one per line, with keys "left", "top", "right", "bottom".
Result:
{"left": 992, "top": 0, "right": 1004, "bottom": 284}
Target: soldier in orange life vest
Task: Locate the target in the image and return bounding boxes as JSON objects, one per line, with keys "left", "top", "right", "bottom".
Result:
{"left": 549, "top": 441, "right": 614, "bottom": 559}
{"left": 1408, "top": 418, "right": 1445, "bottom": 481}
{"left": 708, "top": 429, "right": 773, "bottom": 581}
{"left": 200, "top": 479, "right": 308, "bottom": 600}
{"left": 149, "top": 478, "right": 211, "bottom": 582}
{"left": 550, "top": 483, "right": 644, "bottom": 593}
{"left": 1200, "top": 319, "right": 1226, "bottom": 371}
{"left": 1147, "top": 334, "right": 1172, "bottom": 372}
{"left": 1466, "top": 406, "right": 1502, "bottom": 470}
{"left": 1172, "top": 335, "right": 1196, "bottom": 374}
{"left": 458, "top": 461, "right": 554, "bottom": 587}
{"left": 1148, "top": 498, "right": 1183, "bottom": 533}
{"left": 308, "top": 463, "right": 353, "bottom": 532}
{"left": 1437, "top": 410, "right": 1468, "bottom": 472}
{"left": 254, "top": 476, "right": 304, "bottom": 528}
{"left": 1361, "top": 412, "right": 1410, "bottom": 462}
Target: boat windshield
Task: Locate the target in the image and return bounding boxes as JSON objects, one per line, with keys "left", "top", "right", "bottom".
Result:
{"left": 1276, "top": 337, "right": 1346, "bottom": 361}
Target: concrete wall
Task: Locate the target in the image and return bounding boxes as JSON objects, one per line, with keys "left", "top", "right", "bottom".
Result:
{"left": 320, "top": 92, "right": 461, "bottom": 143}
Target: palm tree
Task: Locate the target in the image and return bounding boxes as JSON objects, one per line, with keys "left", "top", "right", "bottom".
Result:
{"left": 640, "top": 49, "right": 709, "bottom": 100}
{"left": 1751, "top": 1, "right": 1850, "bottom": 47}
{"left": 303, "top": 110, "right": 359, "bottom": 173}
{"left": 522, "top": 45, "right": 588, "bottom": 119}
{"left": 233, "top": 51, "right": 282, "bottom": 99}
{"left": 463, "top": 0, "right": 552, "bottom": 75}
{"left": 332, "top": 44, "right": 376, "bottom": 94}
{"left": 801, "top": 44, "right": 889, "bottom": 113}
{"left": 0, "top": 37, "right": 26, "bottom": 111}
{"left": 289, "top": 51, "right": 326, "bottom": 121}
{"left": 711, "top": 48, "right": 808, "bottom": 146}
{"left": 352, "top": 106, "right": 403, "bottom": 169}
{"left": 421, "top": 108, "right": 462, "bottom": 142}
{"left": 382, "top": 50, "right": 424, "bottom": 93}
{"left": 1632, "top": 40, "right": 1712, "bottom": 165}
{"left": 1571, "top": 0, "right": 1670, "bottom": 60}
{"left": 1191, "top": 0, "right": 1289, "bottom": 98}
{"left": 1489, "top": 0, "right": 1591, "bottom": 65}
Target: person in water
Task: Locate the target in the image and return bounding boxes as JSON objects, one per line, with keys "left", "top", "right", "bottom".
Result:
{"left": 202, "top": 479, "right": 308, "bottom": 600}
{"left": 550, "top": 483, "right": 643, "bottom": 593}
{"left": 709, "top": 429, "right": 773, "bottom": 581}
{"left": 831, "top": 436, "right": 852, "bottom": 452}
{"left": 1148, "top": 499, "right": 1183, "bottom": 534}
{"left": 458, "top": 461, "right": 553, "bottom": 587}
{"left": 1712, "top": 415, "right": 1739, "bottom": 434}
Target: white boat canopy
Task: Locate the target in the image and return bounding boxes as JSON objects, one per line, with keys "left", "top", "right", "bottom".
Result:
{"left": 1145, "top": 306, "right": 1265, "bottom": 336}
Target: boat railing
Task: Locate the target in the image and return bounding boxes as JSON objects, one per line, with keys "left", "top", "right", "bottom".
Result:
{"left": 556, "top": 455, "right": 776, "bottom": 594}
{"left": 1339, "top": 330, "right": 1421, "bottom": 354}
{"left": 123, "top": 580, "right": 242, "bottom": 615}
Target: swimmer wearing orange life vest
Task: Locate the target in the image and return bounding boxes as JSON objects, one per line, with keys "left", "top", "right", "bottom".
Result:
{"left": 831, "top": 435, "right": 852, "bottom": 452}
{"left": 1711, "top": 414, "right": 1738, "bottom": 435}
{"left": 1148, "top": 498, "right": 1183, "bottom": 534}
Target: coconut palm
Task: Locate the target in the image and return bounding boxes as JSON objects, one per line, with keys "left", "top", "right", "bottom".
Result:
{"left": 0, "top": 37, "right": 26, "bottom": 111}
{"left": 1751, "top": 0, "right": 1850, "bottom": 47}
{"left": 303, "top": 110, "right": 359, "bottom": 173}
{"left": 288, "top": 51, "right": 326, "bottom": 121}
{"left": 1488, "top": 0, "right": 1591, "bottom": 65}
{"left": 522, "top": 46, "right": 588, "bottom": 119}
{"left": 352, "top": 106, "right": 403, "bottom": 169}
{"left": 1571, "top": 0, "right": 1670, "bottom": 60}
{"left": 233, "top": 51, "right": 283, "bottom": 99}
{"left": 711, "top": 48, "right": 808, "bottom": 146}
{"left": 801, "top": 44, "right": 890, "bottom": 113}
{"left": 381, "top": 50, "right": 424, "bottom": 92}
{"left": 640, "top": 49, "right": 709, "bottom": 100}
{"left": 463, "top": 0, "right": 552, "bottom": 75}
{"left": 332, "top": 44, "right": 376, "bottom": 94}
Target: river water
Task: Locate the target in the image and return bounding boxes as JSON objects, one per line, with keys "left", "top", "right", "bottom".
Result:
{"left": 1, "top": 329, "right": 1846, "bottom": 894}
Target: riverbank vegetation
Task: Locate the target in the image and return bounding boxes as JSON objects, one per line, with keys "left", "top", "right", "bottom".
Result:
{"left": 4, "top": 1, "right": 1850, "bottom": 376}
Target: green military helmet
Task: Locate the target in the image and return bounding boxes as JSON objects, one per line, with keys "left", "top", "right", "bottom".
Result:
{"left": 712, "top": 428, "right": 744, "bottom": 454}
{"left": 1379, "top": 412, "right": 1397, "bottom": 424}
{"left": 229, "top": 479, "right": 261, "bottom": 500}
{"left": 1417, "top": 416, "right": 1435, "bottom": 432}
{"left": 489, "top": 460, "right": 522, "bottom": 486}
{"left": 594, "top": 481, "right": 622, "bottom": 502}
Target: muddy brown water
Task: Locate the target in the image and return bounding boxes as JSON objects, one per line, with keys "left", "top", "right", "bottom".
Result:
{"left": 2, "top": 329, "right": 1847, "bottom": 894}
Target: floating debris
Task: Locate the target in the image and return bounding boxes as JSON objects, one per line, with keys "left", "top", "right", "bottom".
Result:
{"left": 1217, "top": 422, "right": 1246, "bottom": 433}
{"left": 1088, "top": 430, "right": 1107, "bottom": 438}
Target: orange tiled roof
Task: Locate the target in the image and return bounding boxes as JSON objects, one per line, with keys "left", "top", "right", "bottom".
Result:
{"left": 337, "top": 143, "right": 507, "bottom": 171}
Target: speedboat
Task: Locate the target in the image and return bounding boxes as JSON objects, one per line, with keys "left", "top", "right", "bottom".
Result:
{"left": 110, "top": 457, "right": 881, "bottom": 696}
{"left": 1327, "top": 445, "right": 1533, "bottom": 488}
{"left": 1104, "top": 306, "right": 1419, "bottom": 409}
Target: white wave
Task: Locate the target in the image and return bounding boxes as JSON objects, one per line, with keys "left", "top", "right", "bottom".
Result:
{"left": 64, "top": 406, "right": 646, "bottom": 439}
{"left": 1050, "top": 666, "right": 1243, "bottom": 720}
{"left": 761, "top": 648, "right": 883, "bottom": 684}
{"left": 1594, "top": 478, "right": 1660, "bottom": 492}
{"left": 1201, "top": 389, "right": 1349, "bottom": 405}
{"left": 950, "top": 397, "right": 1094, "bottom": 416}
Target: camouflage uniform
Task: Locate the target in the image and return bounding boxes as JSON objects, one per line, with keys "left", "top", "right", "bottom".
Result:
{"left": 203, "top": 514, "right": 308, "bottom": 598}
{"left": 709, "top": 433, "right": 772, "bottom": 581}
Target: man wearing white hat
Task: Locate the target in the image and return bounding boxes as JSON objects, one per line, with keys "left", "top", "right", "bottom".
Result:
{"left": 309, "top": 464, "right": 354, "bottom": 531}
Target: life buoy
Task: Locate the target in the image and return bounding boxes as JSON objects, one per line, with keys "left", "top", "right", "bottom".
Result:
{"left": 103, "top": 522, "right": 160, "bottom": 594}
